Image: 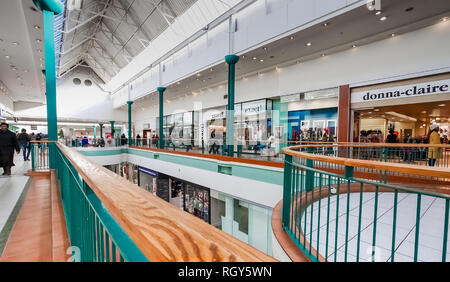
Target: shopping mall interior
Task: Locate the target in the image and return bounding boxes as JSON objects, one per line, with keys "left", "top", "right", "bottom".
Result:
{"left": 0, "top": 0, "right": 449, "bottom": 265}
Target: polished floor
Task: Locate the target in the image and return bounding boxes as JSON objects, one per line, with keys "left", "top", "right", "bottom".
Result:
{"left": 301, "top": 192, "right": 450, "bottom": 262}
{"left": 0, "top": 154, "right": 70, "bottom": 262}
{"left": 0, "top": 155, "right": 30, "bottom": 235}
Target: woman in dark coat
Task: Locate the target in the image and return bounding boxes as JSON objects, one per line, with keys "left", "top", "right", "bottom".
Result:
{"left": 0, "top": 122, "right": 20, "bottom": 175}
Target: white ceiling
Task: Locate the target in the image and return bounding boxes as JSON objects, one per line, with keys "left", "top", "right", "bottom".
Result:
{"left": 0, "top": 0, "right": 46, "bottom": 104}
{"left": 129, "top": 0, "right": 450, "bottom": 110}
{"left": 58, "top": 0, "right": 198, "bottom": 83}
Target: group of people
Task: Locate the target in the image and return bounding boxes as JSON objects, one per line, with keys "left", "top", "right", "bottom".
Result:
{"left": 0, "top": 122, "right": 44, "bottom": 176}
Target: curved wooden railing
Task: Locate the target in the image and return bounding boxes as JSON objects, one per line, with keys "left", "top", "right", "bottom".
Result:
{"left": 275, "top": 143, "right": 450, "bottom": 262}
{"left": 54, "top": 143, "right": 276, "bottom": 262}
{"left": 282, "top": 143, "right": 450, "bottom": 180}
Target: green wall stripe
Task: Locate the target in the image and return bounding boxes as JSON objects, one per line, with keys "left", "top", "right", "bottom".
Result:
{"left": 79, "top": 148, "right": 283, "bottom": 186}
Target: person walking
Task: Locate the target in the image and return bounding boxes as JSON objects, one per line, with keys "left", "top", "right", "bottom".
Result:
{"left": 136, "top": 134, "right": 141, "bottom": 146}
{"left": 428, "top": 123, "right": 441, "bottom": 167}
{"left": 0, "top": 122, "right": 20, "bottom": 176}
{"left": 17, "top": 129, "right": 31, "bottom": 161}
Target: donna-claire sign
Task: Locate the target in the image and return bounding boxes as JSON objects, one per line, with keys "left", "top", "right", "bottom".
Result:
{"left": 352, "top": 79, "right": 450, "bottom": 103}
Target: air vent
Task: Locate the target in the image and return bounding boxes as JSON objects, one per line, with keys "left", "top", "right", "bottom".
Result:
{"left": 84, "top": 79, "right": 92, "bottom": 86}
{"left": 73, "top": 78, "right": 81, "bottom": 85}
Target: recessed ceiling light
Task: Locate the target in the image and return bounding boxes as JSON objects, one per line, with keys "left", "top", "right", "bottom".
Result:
{"left": 323, "top": 22, "right": 330, "bottom": 27}
{"left": 321, "top": 54, "right": 326, "bottom": 57}
{"left": 375, "top": 11, "right": 382, "bottom": 15}
{"left": 290, "top": 36, "right": 294, "bottom": 40}
{"left": 442, "top": 17, "right": 449, "bottom": 22}
{"left": 12, "top": 42, "right": 19, "bottom": 46}
{"left": 36, "top": 39, "right": 42, "bottom": 43}
{"left": 34, "top": 25, "right": 40, "bottom": 29}
{"left": 263, "top": 47, "right": 267, "bottom": 51}
{"left": 252, "top": 57, "right": 257, "bottom": 60}
{"left": 306, "top": 42, "right": 312, "bottom": 47}
{"left": 374, "top": 109, "right": 379, "bottom": 111}
{"left": 5, "top": 55, "right": 11, "bottom": 59}
{"left": 439, "top": 104, "right": 446, "bottom": 107}
{"left": 37, "top": 49, "right": 42, "bottom": 53}
{"left": 17, "top": 77, "right": 22, "bottom": 80}
{"left": 260, "top": 59, "right": 264, "bottom": 62}
{"left": 380, "top": 16, "right": 388, "bottom": 21}
{"left": 352, "top": 44, "right": 357, "bottom": 48}
{"left": 391, "top": 33, "right": 396, "bottom": 37}
{"left": 24, "top": 69, "right": 28, "bottom": 73}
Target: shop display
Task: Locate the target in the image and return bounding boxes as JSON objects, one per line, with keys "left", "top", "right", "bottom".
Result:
{"left": 288, "top": 107, "right": 338, "bottom": 142}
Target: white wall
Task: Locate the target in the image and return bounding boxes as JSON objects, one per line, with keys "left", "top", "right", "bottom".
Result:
{"left": 112, "top": 0, "right": 366, "bottom": 107}
{"left": 0, "top": 92, "right": 14, "bottom": 115}
{"left": 14, "top": 73, "right": 127, "bottom": 122}
{"left": 126, "top": 153, "right": 282, "bottom": 209}
{"left": 133, "top": 22, "right": 450, "bottom": 134}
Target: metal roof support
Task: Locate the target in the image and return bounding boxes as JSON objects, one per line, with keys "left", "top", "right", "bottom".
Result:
{"left": 111, "top": 0, "right": 258, "bottom": 96}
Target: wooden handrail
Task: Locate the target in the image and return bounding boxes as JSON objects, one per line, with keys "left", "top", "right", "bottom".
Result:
{"left": 283, "top": 142, "right": 450, "bottom": 148}
{"left": 282, "top": 145, "right": 450, "bottom": 179}
{"left": 56, "top": 143, "right": 276, "bottom": 262}
{"left": 30, "top": 140, "right": 55, "bottom": 143}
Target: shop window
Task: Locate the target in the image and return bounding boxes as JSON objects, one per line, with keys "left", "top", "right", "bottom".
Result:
{"left": 233, "top": 199, "right": 249, "bottom": 235}
{"left": 184, "top": 184, "right": 210, "bottom": 223}
{"left": 210, "top": 197, "right": 225, "bottom": 229}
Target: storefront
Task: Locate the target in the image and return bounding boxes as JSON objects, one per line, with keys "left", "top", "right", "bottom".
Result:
{"left": 284, "top": 87, "right": 339, "bottom": 142}
{"left": 157, "top": 111, "right": 199, "bottom": 148}
{"left": 350, "top": 73, "right": 450, "bottom": 143}
{"left": 137, "top": 166, "right": 211, "bottom": 223}
{"left": 203, "top": 99, "right": 273, "bottom": 154}
{"left": 137, "top": 166, "right": 158, "bottom": 195}
{"left": 119, "top": 161, "right": 138, "bottom": 184}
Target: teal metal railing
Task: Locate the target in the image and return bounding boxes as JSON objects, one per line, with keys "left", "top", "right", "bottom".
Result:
{"left": 281, "top": 144, "right": 450, "bottom": 262}
{"left": 34, "top": 142, "right": 274, "bottom": 262}
{"left": 53, "top": 144, "right": 148, "bottom": 262}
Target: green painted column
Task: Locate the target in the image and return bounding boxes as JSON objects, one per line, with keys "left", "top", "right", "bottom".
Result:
{"left": 110, "top": 121, "right": 115, "bottom": 138}
{"left": 157, "top": 87, "right": 166, "bottom": 149}
{"left": 225, "top": 55, "right": 239, "bottom": 157}
{"left": 43, "top": 10, "right": 58, "bottom": 169}
{"left": 93, "top": 125, "right": 97, "bottom": 144}
{"left": 127, "top": 101, "right": 133, "bottom": 146}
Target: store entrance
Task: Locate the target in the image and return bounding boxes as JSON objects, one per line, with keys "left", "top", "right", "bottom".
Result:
{"left": 353, "top": 101, "right": 450, "bottom": 143}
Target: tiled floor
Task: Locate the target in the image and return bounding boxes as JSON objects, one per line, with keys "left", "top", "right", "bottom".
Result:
{"left": 0, "top": 175, "right": 53, "bottom": 261}
{"left": 0, "top": 155, "right": 70, "bottom": 262}
{"left": 0, "top": 156, "right": 30, "bottom": 233}
{"left": 300, "top": 192, "right": 450, "bottom": 262}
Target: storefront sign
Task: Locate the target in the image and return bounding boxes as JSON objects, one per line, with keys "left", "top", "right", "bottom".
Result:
{"left": 280, "top": 93, "right": 300, "bottom": 103}
{"left": 242, "top": 100, "right": 266, "bottom": 114}
{"left": 304, "top": 88, "right": 338, "bottom": 100}
{"left": 352, "top": 79, "right": 450, "bottom": 103}
{"left": 138, "top": 167, "right": 157, "bottom": 177}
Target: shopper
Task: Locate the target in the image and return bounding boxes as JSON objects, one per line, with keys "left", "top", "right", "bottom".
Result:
{"left": 428, "top": 123, "right": 441, "bottom": 167}
{"left": 98, "top": 137, "right": 105, "bottom": 147}
{"left": 17, "top": 129, "right": 31, "bottom": 161}
{"left": 0, "top": 122, "right": 20, "bottom": 176}
{"left": 121, "top": 133, "right": 126, "bottom": 146}
{"left": 82, "top": 136, "right": 89, "bottom": 147}
{"left": 136, "top": 134, "right": 141, "bottom": 146}
{"left": 386, "top": 130, "right": 398, "bottom": 143}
